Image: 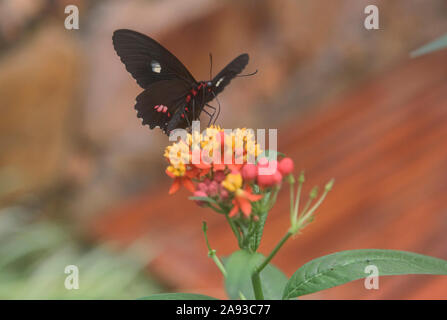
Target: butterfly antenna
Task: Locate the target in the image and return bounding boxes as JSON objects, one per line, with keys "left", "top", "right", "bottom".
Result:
{"left": 209, "top": 53, "right": 213, "bottom": 80}
{"left": 236, "top": 69, "right": 258, "bottom": 78}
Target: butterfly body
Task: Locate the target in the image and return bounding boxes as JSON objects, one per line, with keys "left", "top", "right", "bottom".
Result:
{"left": 112, "top": 29, "right": 249, "bottom": 134}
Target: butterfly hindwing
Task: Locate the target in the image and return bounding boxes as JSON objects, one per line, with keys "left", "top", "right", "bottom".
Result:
{"left": 112, "top": 29, "right": 197, "bottom": 89}
{"left": 135, "top": 79, "right": 190, "bottom": 132}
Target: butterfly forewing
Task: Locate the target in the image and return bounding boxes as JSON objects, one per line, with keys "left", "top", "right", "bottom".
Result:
{"left": 112, "top": 29, "right": 197, "bottom": 88}
{"left": 210, "top": 54, "right": 249, "bottom": 96}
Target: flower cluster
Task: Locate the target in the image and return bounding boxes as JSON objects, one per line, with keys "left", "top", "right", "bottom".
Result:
{"left": 164, "top": 126, "right": 295, "bottom": 218}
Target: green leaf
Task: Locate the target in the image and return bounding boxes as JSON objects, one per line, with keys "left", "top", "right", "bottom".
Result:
{"left": 189, "top": 196, "right": 217, "bottom": 205}
{"left": 138, "top": 293, "right": 218, "bottom": 300}
{"left": 411, "top": 33, "right": 447, "bottom": 57}
{"left": 225, "top": 250, "right": 287, "bottom": 300}
{"left": 283, "top": 249, "right": 447, "bottom": 299}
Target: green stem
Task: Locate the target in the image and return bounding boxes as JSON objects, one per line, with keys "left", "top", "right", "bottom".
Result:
{"left": 255, "top": 231, "right": 292, "bottom": 274}
{"left": 251, "top": 272, "right": 264, "bottom": 300}
{"left": 300, "top": 187, "right": 330, "bottom": 223}
{"left": 202, "top": 222, "right": 227, "bottom": 277}
{"left": 300, "top": 197, "right": 313, "bottom": 218}
{"left": 289, "top": 181, "right": 295, "bottom": 221}
{"left": 293, "top": 176, "right": 303, "bottom": 222}
{"left": 251, "top": 231, "right": 293, "bottom": 300}
{"left": 211, "top": 254, "right": 227, "bottom": 277}
{"left": 268, "top": 186, "right": 280, "bottom": 210}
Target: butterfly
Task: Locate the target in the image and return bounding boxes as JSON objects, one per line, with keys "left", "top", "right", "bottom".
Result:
{"left": 112, "top": 29, "right": 251, "bottom": 135}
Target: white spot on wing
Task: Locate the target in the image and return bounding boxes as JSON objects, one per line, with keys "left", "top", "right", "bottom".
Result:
{"left": 216, "top": 77, "right": 224, "bottom": 87}
{"left": 151, "top": 60, "right": 161, "bottom": 73}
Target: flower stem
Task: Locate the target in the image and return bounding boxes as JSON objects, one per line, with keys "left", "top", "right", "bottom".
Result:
{"left": 268, "top": 186, "right": 280, "bottom": 210}
{"left": 202, "top": 222, "right": 227, "bottom": 277}
{"left": 299, "top": 179, "right": 334, "bottom": 224}
{"left": 255, "top": 231, "right": 292, "bottom": 274}
{"left": 289, "top": 181, "right": 295, "bottom": 221}
{"left": 292, "top": 171, "right": 305, "bottom": 224}
{"left": 251, "top": 272, "right": 265, "bottom": 300}
{"left": 250, "top": 231, "right": 292, "bottom": 300}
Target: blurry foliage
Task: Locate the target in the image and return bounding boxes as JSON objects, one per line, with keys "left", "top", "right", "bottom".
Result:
{"left": 0, "top": 207, "right": 161, "bottom": 299}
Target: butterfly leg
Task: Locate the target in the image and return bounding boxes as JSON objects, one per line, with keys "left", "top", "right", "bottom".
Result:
{"left": 210, "top": 92, "right": 221, "bottom": 125}
{"left": 204, "top": 103, "right": 217, "bottom": 127}
{"left": 202, "top": 108, "right": 214, "bottom": 127}
{"left": 205, "top": 103, "right": 216, "bottom": 113}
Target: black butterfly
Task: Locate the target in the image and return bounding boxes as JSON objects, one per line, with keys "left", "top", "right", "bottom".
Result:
{"left": 112, "top": 29, "right": 250, "bottom": 135}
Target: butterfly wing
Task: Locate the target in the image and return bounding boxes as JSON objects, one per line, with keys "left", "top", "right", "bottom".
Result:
{"left": 210, "top": 54, "right": 249, "bottom": 96}
{"left": 135, "top": 79, "right": 191, "bottom": 133}
{"left": 112, "top": 29, "right": 197, "bottom": 88}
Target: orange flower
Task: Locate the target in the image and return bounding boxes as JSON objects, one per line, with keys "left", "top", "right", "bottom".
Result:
{"left": 222, "top": 173, "right": 262, "bottom": 218}
{"left": 166, "top": 164, "right": 196, "bottom": 195}
{"left": 229, "top": 187, "right": 263, "bottom": 218}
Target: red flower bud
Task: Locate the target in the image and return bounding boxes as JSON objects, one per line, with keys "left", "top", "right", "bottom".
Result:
{"left": 241, "top": 164, "right": 257, "bottom": 181}
{"left": 197, "top": 182, "right": 208, "bottom": 192}
{"left": 257, "top": 159, "right": 278, "bottom": 176}
{"left": 220, "top": 188, "right": 229, "bottom": 199}
{"left": 273, "top": 170, "right": 283, "bottom": 184}
{"left": 257, "top": 157, "right": 269, "bottom": 168}
{"left": 278, "top": 157, "right": 294, "bottom": 175}
{"left": 208, "top": 181, "right": 219, "bottom": 197}
{"left": 257, "top": 173, "right": 275, "bottom": 187}
{"left": 213, "top": 170, "right": 226, "bottom": 183}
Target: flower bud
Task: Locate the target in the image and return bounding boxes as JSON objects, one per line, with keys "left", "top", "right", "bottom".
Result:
{"left": 241, "top": 164, "right": 257, "bottom": 181}
{"left": 272, "top": 170, "right": 283, "bottom": 184}
{"left": 213, "top": 170, "right": 226, "bottom": 183}
{"left": 220, "top": 188, "right": 229, "bottom": 199}
{"left": 208, "top": 181, "right": 219, "bottom": 197}
{"left": 257, "top": 173, "right": 275, "bottom": 187}
{"left": 257, "top": 157, "right": 269, "bottom": 167}
{"left": 197, "top": 182, "right": 208, "bottom": 192}
{"left": 257, "top": 159, "right": 278, "bottom": 176}
{"left": 278, "top": 157, "right": 294, "bottom": 175}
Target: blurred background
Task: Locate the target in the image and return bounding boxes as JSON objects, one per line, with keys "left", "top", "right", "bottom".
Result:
{"left": 1, "top": 0, "right": 446, "bottom": 299}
